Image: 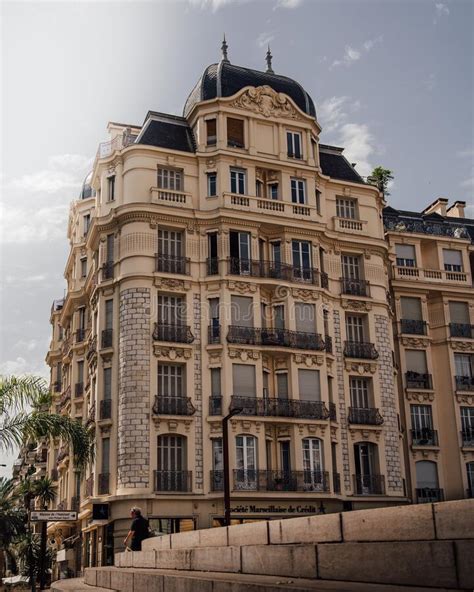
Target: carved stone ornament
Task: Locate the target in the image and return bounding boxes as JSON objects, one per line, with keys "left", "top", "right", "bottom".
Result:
{"left": 229, "top": 348, "right": 260, "bottom": 361}
{"left": 229, "top": 85, "right": 303, "bottom": 120}
{"left": 208, "top": 352, "right": 222, "bottom": 365}
{"left": 449, "top": 340, "right": 474, "bottom": 352}
{"left": 455, "top": 393, "right": 474, "bottom": 406}
{"left": 400, "top": 337, "right": 430, "bottom": 349}
{"left": 154, "top": 277, "right": 189, "bottom": 291}
{"left": 406, "top": 391, "right": 435, "bottom": 403}
{"left": 411, "top": 449, "right": 439, "bottom": 461}
{"left": 344, "top": 361, "right": 377, "bottom": 374}
{"left": 349, "top": 426, "right": 382, "bottom": 441}
{"left": 293, "top": 353, "right": 324, "bottom": 367}
{"left": 341, "top": 299, "right": 372, "bottom": 312}
{"left": 291, "top": 288, "right": 320, "bottom": 302}
{"left": 227, "top": 281, "right": 257, "bottom": 294}
{"left": 153, "top": 346, "right": 193, "bottom": 360}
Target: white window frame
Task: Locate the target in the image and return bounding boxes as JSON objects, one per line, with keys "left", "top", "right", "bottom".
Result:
{"left": 230, "top": 168, "right": 246, "bottom": 195}
{"left": 286, "top": 130, "right": 303, "bottom": 159}
{"left": 290, "top": 178, "right": 306, "bottom": 204}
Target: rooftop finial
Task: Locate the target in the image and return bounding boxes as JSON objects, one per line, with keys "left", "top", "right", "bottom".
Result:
{"left": 266, "top": 45, "right": 274, "bottom": 74}
{"left": 221, "top": 34, "right": 230, "bottom": 63}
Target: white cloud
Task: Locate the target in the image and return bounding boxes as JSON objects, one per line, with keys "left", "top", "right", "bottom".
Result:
{"left": 319, "top": 96, "right": 349, "bottom": 133}
{"left": 0, "top": 203, "right": 69, "bottom": 243}
{"left": 276, "top": 0, "right": 303, "bottom": 7}
{"left": 461, "top": 176, "right": 474, "bottom": 188}
{"left": 331, "top": 36, "right": 382, "bottom": 69}
{"left": 457, "top": 148, "right": 474, "bottom": 158}
{"left": 257, "top": 31, "right": 275, "bottom": 48}
{"left": 434, "top": 2, "right": 450, "bottom": 23}
{"left": 338, "top": 123, "right": 375, "bottom": 177}
{"left": 423, "top": 73, "right": 436, "bottom": 91}
{"left": 187, "top": 0, "right": 248, "bottom": 10}
{"left": 0, "top": 356, "right": 47, "bottom": 377}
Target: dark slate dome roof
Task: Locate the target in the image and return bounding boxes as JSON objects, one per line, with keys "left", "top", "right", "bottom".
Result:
{"left": 183, "top": 61, "right": 316, "bottom": 119}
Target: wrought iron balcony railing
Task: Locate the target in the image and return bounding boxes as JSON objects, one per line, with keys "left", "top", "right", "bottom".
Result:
{"left": 155, "top": 254, "right": 190, "bottom": 275}
{"left": 405, "top": 372, "right": 433, "bottom": 390}
{"left": 230, "top": 395, "right": 330, "bottom": 420}
{"left": 207, "top": 257, "right": 219, "bottom": 276}
{"left": 75, "top": 329, "right": 86, "bottom": 343}
{"left": 416, "top": 488, "right": 444, "bottom": 503}
{"left": 74, "top": 383, "right": 84, "bottom": 397}
{"left": 461, "top": 429, "right": 474, "bottom": 447}
{"left": 449, "top": 323, "right": 474, "bottom": 338}
{"left": 343, "top": 341, "right": 379, "bottom": 359}
{"left": 232, "top": 469, "right": 330, "bottom": 492}
{"left": 341, "top": 277, "right": 370, "bottom": 297}
{"left": 98, "top": 473, "right": 110, "bottom": 495}
{"left": 208, "top": 324, "right": 221, "bottom": 344}
{"left": 102, "top": 261, "right": 114, "bottom": 280}
{"left": 455, "top": 376, "right": 474, "bottom": 391}
{"left": 153, "top": 470, "right": 192, "bottom": 492}
{"left": 227, "top": 258, "right": 328, "bottom": 287}
{"left": 209, "top": 396, "right": 223, "bottom": 416}
{"left": 152, "top": 396, "right": 195, "bottom": 416}
{"left": 348, "top": 407, "right": 384, "bottom": 426}
{"left": 210, "top": 470, "right": 224, "bottom": 492}
{"left": 411, "top": 428, "right": 439, "bottom": 446}
{"left": 400, "top": 319, "right": 427, "bottom": 335}
{"left": 329, "top": 402, "right": 337, "bottom": 421}
{"left": 353, "top": 474, "right": 385, "bottom": 495}
{"left": 101, "top": 328, "right": 113, "bottom": 349}
{"left": 52, "top": 381, "right": 62, "bottom": 393}
{"left": 227, "top": 326, "right": 328, "bottom": 351}
{"left": 333, "top": 472, "right": 341, "bottom": 494}
{"left": 99, "top": 399, "right": 112, "bottom": 420}
{"left": 153, "top": 323, "right": 194, "bottom": 344}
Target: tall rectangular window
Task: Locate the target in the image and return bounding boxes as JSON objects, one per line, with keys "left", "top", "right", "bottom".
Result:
{"left": 276, "top": 373, "right": 289, "bottom": 400}
{"left": 274, "top": 305, "right": 285, "bottom": 330}
{"left": 232, "top": 364, "right": 256, "bottom": 398}
{"left": 77, "top": 361, "right": 84, "bottom": 385}
{"left": 461, "top": 407, "right": 474, "bottom": 432}
{"left": 207, "top": 173, "right": 217, "bottom": 196}
{"left": 286, "top": 131, "right": 302, "bottom": 159}
{"left": 209, "top": 297, "right": 220, "bottom": 340}
{"left": 449, "top": 301, "right": 470, "bottom": 324}
{"left": 401, "top": 297, "right": 423, "bottom": 320}
{"left": 455, "top": 354, "right": 473, "bottom": 378}
{"left": 230, "top": 169, "right": 246, "bottom": 194}
{"left": 158, "top": 295, "right": 185, "bottom": 325}
{"left": 342, "top": 255, "right": 361, "bottom": 279}
{"left": 346, "top": 315, "right": 365, "bottom": 342}
{"left": 227, "top": 118, "right": 244, "bottom": 148}
{"left": 290, "top": 178, "right": 306, "bottom": 204}
{"left": 350, "top": 377, "right": 371, "bottom": 408}
{"left": 80, "top": 258, "right": 87, "bottom": 278}
{"left": 269, "top": 183, "right": 279, "bottom": 200}
{"left": 211, "top": 368, "right": 221, "bottom": 398}
{"left": 157, "top": 168, "right": 183, "bottom": 191}
{"left": 405, "top": 350, "right": 428, "bottom": 373}
{"left": 158, "top": 364, "right": 184, "bottom": 398}
{"left": 298, "top": 369, "right": 320, "bottom": 401}
{"left": 231, "top": 296, "right": 253, "bottom": 327}
{"left": 158, "top": 229, "right": 183, "bottom": 258}
{"left": 104, "top": 367, "right": 112, "bottom": 400}
{"left": 295, "top": 302, "right": 316, "bottom": 333}
{"left": 101, "top": 438, "right": 110, "bottom": 474}
{"left": 106, "top": 234, "right": 114, "bottom": 262}
{"left": 206, "top": 119, "right": 217, "bottom": 146}
{"left": 410, "top": 405, "right": 433, "bottom": 430}
{"left": 107, "top": 175, "right": 115, "bottom": 202}
{"left": 83, "top": 214, "right": 91, "bottom": 236}
{"left": 292, "top": 240, "right": 311, "bottom": 271}
{"left": 336, "top": 197, "right": 357, "bottom": 219}
{"left": 395, "top": 244, "right": 416, "bottom": 267}
{"left": 105, "top": 300, "right": 113, "bottom": 330}
{"left": 212, "top": 438, "right": 223, "bottom": 471}
{"left": 443, "top": 249, "right": 463, "bottom": 272}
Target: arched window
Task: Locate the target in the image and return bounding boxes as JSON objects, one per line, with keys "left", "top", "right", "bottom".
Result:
{"left": 235, "top": 435, "right": 257, "bottom": 490}
{"left": 415, "top": 460, "right": 441, "bottom": 503}
{"left": 302, "top": 438, "right": 326, "bottom": 491}
{"left": 156, "top": 435, "right": 189, "bottom": 492}
{"left": 466, "top": 462, "right": 474, "bottom": 498}
{"left": 353, "top": 442, "right": 383, "bottom": 494}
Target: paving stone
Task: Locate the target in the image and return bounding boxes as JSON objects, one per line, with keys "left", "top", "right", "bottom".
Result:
{"left": 242, "top": 544, "right": 317, "bottom": 579}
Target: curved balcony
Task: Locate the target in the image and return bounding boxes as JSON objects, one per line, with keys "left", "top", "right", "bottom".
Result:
{"left": 227, "top": 326, "right": 328, "bottom": 351}
{"left": 232, "top": 469, "right": 330, "bottom": 492}
{"left": 348, "top": 407, "right": 384, "bottom": 426}
{"left": 405, "top": 371, "right": 433, "bottom": 390}
{"left": 152, "top": 323, "right": 194, "bottom": 344}
{"left": 341, "top": 277, "right": 370, "bottom": 297}
{"left": 230, "top": 395, "right": 329, "bottom": 420}
{"left": 99, "top": 399, "right": 112, "bottom": 420}
{"left": 153, "top": 470, "right": 192, "bottom": 492}
{"left": 411, "top": 428, "right": 439, "bottom": 446}
{"left": 344, "top": 341, "right": 379, "bottom": 360}
{"left": 152, "top": 396, "right": 195, "bottom": 416}
{"left": 155, "top": 254, "right": 190, "bottom": 275}
{"left": 455, "top": 375, "right": 474, "bottom": 391}
{"left": 227, "top": 258, "right": 328, "bottom": 288}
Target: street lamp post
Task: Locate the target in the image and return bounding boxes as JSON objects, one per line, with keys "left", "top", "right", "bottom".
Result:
{"left": 223, "top": 407, "right": 243, "bottom": 527}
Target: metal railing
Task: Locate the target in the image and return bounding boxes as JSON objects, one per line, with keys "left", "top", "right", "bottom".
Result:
{"left": 152, "top": 396, "right": 195, "bottom": 416}
{"left": 153, "top": 470, "right": 192, "bottom": 492}
{"left": 405, "top": 372, "right": 433, "bottom": 390}
{"left": 461, "top": 429, "right": 474, "bottom": 447}
{"left": 71, "top": 496, "right": 80, "bottom": 512}
{"left": 449, "top": 323, "right": 474, "bottom": 338}
{"left": 99, "top": 399, "right": 112, "bottom": 420}
{"left": 152, "top": 323, "right": 194, "bottom": 343}
{"left": 455, "top": 376, "right": 474, "bottom": 391}
{"left": 333, "top": 472, "right": 341, "bottom": 494}
{"left": 348, "top": 407, "right": 384, "bottom": 425}
{"left": 227, "top": 326, "right": 328, "bottom": 351}
{"left": 329, "top": 402, "right": 337, "bottom": 421}
{"left": 343, "top": 341, "right": 379, "bottom": 359}
{"left": 208, "top": 324, "right": 221, "bottom": 344}
{"left": 155, "top": 254, "right": 190, "bottom": 275}
{"left": 400, "top": 319, "right": 427, "bottom": 335}
{"left": 207, "top": 257, "right": 219, "bottom": 276}
{"left": 341, "top": 277, "right": 370, "bottom": 297}
{"left": 227, "top": 258, "right": 328, "bottom": 287}
{"left": 416, "top": 488, "right": 444, "bottom": 503}
{"left": 210, "top": 470, "right": 224, "bottom": 492}
{"left": 74, "top": 383, "right": 84, "bottom": 397}
{"left": 52, "top": 381, "right": 62, "bottom": 393}
{"left": 232, "top": 469, "right": 330, "bottom": 492}
{"left": 101, "top": 328, "right": 113, "bottom": 349}
{"left": 98, "top": 473, "right": 110, "bottom": 495}
{"left": 102, "top": 261, "right": 114, "bottom": 280}
{"left": 75, "top": 329, "right": 86, "bottom": 343}
{"left": 353, "top": 474, "right": 385, "bottom": 495}
{"left": 411, "top": 428, "right": 439, "bottom": 446}
{"left": 209, "top": 396, "right": 223, "bottom": 416}
{"left": 230, "top": 395, "right": 330, "bottom": 420}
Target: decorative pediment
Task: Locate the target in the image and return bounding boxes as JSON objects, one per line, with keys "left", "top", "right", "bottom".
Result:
{"left": 344, "top": 361, "right": 378, "bottom": 374}
{"left": 401, "top": 337, "right": 430, "bottom": 349}
{"left": 153, "top": 346, "right": 193, "bottom": 360}
{"left": 406, "top": 391, "right": 435, "bottom": 403}
{"left": 341, "top": 299, "right": 372, "bottom": 312}
{"left": 227, "top": 281, "right": 258, "bottom": 294}
{"left": 291, "top": 288, "right": 320, "bottom": 302}
{"left": 229, "top": 85, "right": 303, "bottom": 120}
{"left": 229, "top": 348, "right": 260, "bottom": 361}
{"left": 455, "top": 392, "right": 474, "bottom": 406}
{"left": 449, "top": 340, "right": 474, "bottom": 352}
{"left": 154, "top": 277, "right": 190, "bottom": 291}
{"left": 293, "top": 353, "right": 324, "bottom": 367}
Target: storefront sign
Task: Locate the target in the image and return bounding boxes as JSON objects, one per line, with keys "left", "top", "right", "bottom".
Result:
{"left": 230, "top": 504, "right": 318, "bottom": 515}
{"left": 30, "top": 510, "right": 77, "bottom": 522}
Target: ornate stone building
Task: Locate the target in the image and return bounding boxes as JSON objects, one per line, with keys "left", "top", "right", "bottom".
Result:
{"left": 43, "top": 45, "right": 407, "bottom": 574}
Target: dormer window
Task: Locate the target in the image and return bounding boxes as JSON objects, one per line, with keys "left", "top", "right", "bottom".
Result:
{"left": 287, "top": 131, "right": 302, "bottom": 159}
{"left": 206, "top": 119, "right": 217, "bottom": 146}
{"left": 227, "top": 118, "right": 244, "bottom": 149}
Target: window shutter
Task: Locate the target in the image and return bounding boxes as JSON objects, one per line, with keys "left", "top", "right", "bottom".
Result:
{"left": 298, "top": 369, "right": 320, "bottom": 401}
{"left": 102, "top": 438, "right": 110, "bottom": 473}
{"left": 206, "top": 119, "right": 216, "bottom": 144}
{"left": 401, "top": 297, "right": 423, "bottom": 320}
{"left": 443, "top": 249, "right": 462, "bottom": 266}
{"left": 227, "top": 118, "right": 244, "bottom": 147}
{"left": 211, "top": 368, "right": 221, "bottom": 397}
{"left": 405, "top": 350, "right": 427, "bottom": 373}
{"left": 276, "top": 373, "right": 289, "bottom": 399}
{"left": 232, "top": 364, "right": 256, "bottom": 397}
{"left": 395, "top": 244, "right": 416, "bottom": 259}
{"left": 449, "top": 301, "right": 470, "bottom": 324}
{"left": 231, "top": 296, "right": 253, "bottom": 327}
{"left": 295, "top": 303, "right": 315, "bottom": 332}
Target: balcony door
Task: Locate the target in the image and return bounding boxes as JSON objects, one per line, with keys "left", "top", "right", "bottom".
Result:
{"left": 455, "top": 354, "right": 473, "bottom": 378}
{"left": 346, "top": 315, "right": 364, "bottom": 343}
{"left": 415, "top": 460, "right": 439, "bottom": 501}
{"left": 157, "top": 435, "right": 187, "bottom": 490}
{"left": 302, "top": 438, "right": 324, "bottom": 491}
{"left": 467, "top": 462, "right": 474, "bottom": 496}
{"left": 211, "top": 438, "right": 223, "bottom": 491}
{"left": 342, "top": 255, "right": 360, "bottom": 280}
{"left": 354, "top": 442, "right": 377, "bottom": 494}
{"left": 350, "top": 377, "right": 370, "bottom": 408}
{"left": 292, "top": 240, "right": 311, "bottom": 280}
{"left": 461, "top": 407, "right": 474, "bottom": 439}
{"left": 158, "top": 295, "right": 184, "bottom": 326}
{"left": 230, "top": 231, "right": 251, "bottom": 275}
{"left": 236, "top": 435, "right": 257, "bottom": 489}
{"left": 158, "top": 364, "right": 184, "bottom": 413}
{"left": 410, "top": 405, "right": 433, "bottom": 431}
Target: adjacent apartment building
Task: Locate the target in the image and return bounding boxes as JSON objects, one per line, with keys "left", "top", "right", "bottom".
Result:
{"left": 18, "top": 44, "right": 467, "bottom": 577}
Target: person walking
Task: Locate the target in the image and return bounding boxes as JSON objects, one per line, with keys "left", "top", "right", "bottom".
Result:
{"left": 123, "top": 507, "right": 150, "bottom": 551}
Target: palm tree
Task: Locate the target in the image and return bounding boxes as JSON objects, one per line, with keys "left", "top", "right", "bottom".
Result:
{"left": 0, "top": 375, "right": 94, "bottom": 469}
{"left": 0, "top": 477, "right": 26, "bottom": 580}
{"left": 367, "top": 166, "right": 394, "bottom": 197}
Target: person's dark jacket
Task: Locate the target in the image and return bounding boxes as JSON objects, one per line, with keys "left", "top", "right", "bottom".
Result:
{"left": 130, "top": 515, "right": 149, "bottom": 551}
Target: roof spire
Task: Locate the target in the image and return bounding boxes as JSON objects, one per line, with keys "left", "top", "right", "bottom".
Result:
{"left": 221, "top": 34, "right": 230, "bottom": 63}
{"left": 265, "top": 45, "right": 274, "bottom": 74}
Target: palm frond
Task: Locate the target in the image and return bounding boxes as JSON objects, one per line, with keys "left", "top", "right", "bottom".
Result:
{"left": 0, "top": 375, "right": 48, "bottom": 415}
{"left": 0, "top": 412, "right": 30, "bottom": 451}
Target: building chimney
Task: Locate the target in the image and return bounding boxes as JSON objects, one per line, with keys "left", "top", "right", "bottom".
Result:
{"left": 446, "top": 201, "right": 466, "bottom": 219}
{"left": 422, "top": 197, "right": 449, "bottom": 217}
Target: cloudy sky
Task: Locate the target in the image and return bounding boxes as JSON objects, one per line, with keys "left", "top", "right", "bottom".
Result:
{"left": 1, "top": 0, "right": 472, "bottom": 474}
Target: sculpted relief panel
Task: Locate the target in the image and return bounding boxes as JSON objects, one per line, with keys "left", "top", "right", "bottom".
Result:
{"left": 229, "top": 86, "right": 303, "bottom": 120}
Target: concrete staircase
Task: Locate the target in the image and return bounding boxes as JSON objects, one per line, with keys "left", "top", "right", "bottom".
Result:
{"left": 53, "top": 499, "right": 474, "bottom": 592}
